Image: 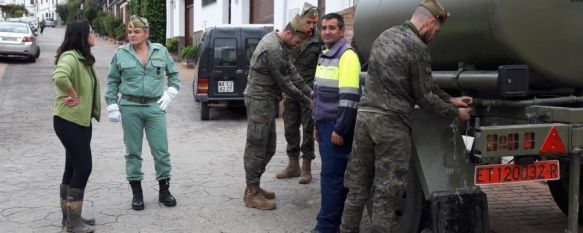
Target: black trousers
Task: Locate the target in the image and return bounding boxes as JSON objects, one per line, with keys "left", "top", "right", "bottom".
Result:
{"left": 53, "top": 116, "right": 93, "bottom": 189}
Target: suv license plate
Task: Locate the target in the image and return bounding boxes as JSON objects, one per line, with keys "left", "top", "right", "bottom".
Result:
{"left": 218, "top": 81, "right": 234, "bottom": 93}
{"left": 475, "top": 160, "right": 560, "bottom": 185}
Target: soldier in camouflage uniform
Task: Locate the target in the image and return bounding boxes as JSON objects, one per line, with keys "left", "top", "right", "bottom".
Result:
{"left": 277, "top": 2, "right": 321, "bottom": 184}
{"left": 339, "top": 0, "right": 473, "bottom": 232}
{"left": 243, "top": 15, "right": 313, "bottom": 210}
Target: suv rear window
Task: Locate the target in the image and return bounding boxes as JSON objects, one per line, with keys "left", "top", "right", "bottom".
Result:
{"left": 214, "top": 38, "right": 237, "bottom": 67}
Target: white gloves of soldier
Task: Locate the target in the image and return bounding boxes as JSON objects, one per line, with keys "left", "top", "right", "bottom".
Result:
{"left": 107, "top": 104, "right": 121, "bottom": 123}
{"left": 157, "top": 87, "right": 179, "bottom": 110}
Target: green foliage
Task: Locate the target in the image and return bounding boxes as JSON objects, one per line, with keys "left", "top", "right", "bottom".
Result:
{"left": 56, "top": 4, "right": 69, "bottom": 23}
{"left": 166, "top": 37, "right": 178, "bottom": 54}
{"left": 56, "top": 0, "right": 98, "bottom": 24}
{"left": 0, "top": 4, "right": 29, "bottom": 18}
{"left": 82, "top": 0, "right": 99, "bottom": 23}
{"left": 180, "top": 45, "right": 198, "bottom": 59}
{"left": 130, "top": 0, "right": 166, "bottom": 44}
{"left": 91, "top": 12, "right": 108, "bottom": 34}
{"left": 101, "top": 14, "right": 115, "bottom": 37}
{"left": 115, "top": 24, "right": 126, "bottom": 41}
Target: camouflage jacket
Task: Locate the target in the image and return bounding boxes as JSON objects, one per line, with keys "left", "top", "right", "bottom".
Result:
{"left": 244, "top": 31, "right": 312, "bottom": 104}
{"left": 290, "top": 29, "right": 321, "bottom": 86}
{"left": 359, "top": 21, "right": 457, "bottom": 119}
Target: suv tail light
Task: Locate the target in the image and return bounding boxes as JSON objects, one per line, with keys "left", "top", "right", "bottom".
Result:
{"left": 22, "top": 36, "right": 33, "bottom": 42}
{"left": 198, "top": 78, "right": 208, "bottom": 94}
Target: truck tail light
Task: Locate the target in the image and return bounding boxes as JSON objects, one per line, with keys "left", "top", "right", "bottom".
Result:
{"left": 197, "top": 78, "right": 208, "bottom": 94}
{"left": 540, "top": 127, "right": 565, "bottom": 154}
{"left": 486, "top": 134, "right": 498, "bottom": 152}
{"left": 524, "top": 132, "right": 535, "bottom": 150}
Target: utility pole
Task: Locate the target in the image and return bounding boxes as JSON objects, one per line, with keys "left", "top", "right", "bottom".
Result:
{"left": 317, "top": 0, "right": 325, "bottom": 28}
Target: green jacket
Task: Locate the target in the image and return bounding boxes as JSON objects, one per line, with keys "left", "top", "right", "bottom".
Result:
{"left": 360, "top": 21, "right": 457, "bottom": 120}
{"left": 53, "top": 50, "right": 101, "bottom": 127}
{"left": 244, "top": 31, "right": 312, "bottom": 104}
{"left": 290, "top": 29, "right": 321, "bottom": 85}
{"left": 105, "top": 41, "right": 180, "bottom": 106}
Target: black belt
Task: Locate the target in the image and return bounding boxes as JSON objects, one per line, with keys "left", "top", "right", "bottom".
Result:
{"left": 121, "top": 94, "right": 161, "bottom": 104}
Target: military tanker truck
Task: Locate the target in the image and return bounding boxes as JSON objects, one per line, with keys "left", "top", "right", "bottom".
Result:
{"left": 352, "top": 0, "right": 583, "bottom": 232}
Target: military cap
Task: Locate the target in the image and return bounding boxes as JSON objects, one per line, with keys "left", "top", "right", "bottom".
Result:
{"left": 128, "top": 15, "right": 149, "bottom": 29}
{"left": 420, "top": 0, "right": 449, "bottom": 23}
{"left": 301, "top": 2, "right": 318, "bottom": 20}
{"left": 288, "top": 14, "right": 311, "bottom": 38}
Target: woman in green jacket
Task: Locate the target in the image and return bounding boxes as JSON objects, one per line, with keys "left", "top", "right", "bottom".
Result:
{"left": 52, "top": 20, "right": 100, "bottom": 233}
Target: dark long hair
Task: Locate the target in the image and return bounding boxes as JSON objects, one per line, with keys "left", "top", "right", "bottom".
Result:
{"left": 55, "top": 20, "right": 95, "bottom": 65}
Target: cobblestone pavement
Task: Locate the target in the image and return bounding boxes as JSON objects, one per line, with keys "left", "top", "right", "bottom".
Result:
{"left": 0, "top": 27, "right": 580, "bottom": 233}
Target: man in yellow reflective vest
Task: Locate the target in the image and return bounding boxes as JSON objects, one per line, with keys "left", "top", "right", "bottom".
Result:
{"left": 311, "top": 13, "right": 361, "bottom": 233}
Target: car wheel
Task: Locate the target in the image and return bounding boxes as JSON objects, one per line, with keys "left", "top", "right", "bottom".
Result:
{"left": 200, "top": 102, "right": 210, "bottom": 121}
{"left": 29, "top": 55, "right": 36, "bottom": 63}
{"left": 35, "top": 47, "right": 40, "bottom": 59}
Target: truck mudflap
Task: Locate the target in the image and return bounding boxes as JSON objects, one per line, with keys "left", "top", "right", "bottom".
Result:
{"left": 430, "top": 190, "right": 489, "bottom": 233}
{"left": 410, "top": 109, "right": 490, "bottom": 233}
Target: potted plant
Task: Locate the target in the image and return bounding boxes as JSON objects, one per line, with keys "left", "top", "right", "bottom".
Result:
{"left": 166, "top": 37, "right": 179, "bottom": 61}
{"left": 180, "top": 45, "right": 198, "bottom": 68}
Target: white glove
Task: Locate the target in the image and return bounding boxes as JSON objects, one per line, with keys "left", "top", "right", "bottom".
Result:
{"left": 107, "top": 104, "right": 121, "bottom": 123}
{"left": 157, "top": 87, "right": 178, "bottom": 110}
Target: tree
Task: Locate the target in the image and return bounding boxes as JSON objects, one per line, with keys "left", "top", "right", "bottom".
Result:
{"left": 129, "top": 0, "right": 166, "bottom": 44}
{"left": 0, "top": 4, "right": 29, "bottom": 18}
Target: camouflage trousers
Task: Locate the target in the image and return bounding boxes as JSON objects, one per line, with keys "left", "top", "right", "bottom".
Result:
{"left": 283, "top": 94, "right": 315, "bottom": 160}
{"left": 243, "top": 97, "right": 277, "bottom": 184}
{"left": 340, "top": 112, "right": 411, "bottom": 233}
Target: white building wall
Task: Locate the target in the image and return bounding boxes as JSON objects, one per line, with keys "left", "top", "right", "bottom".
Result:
{"left": 166, "top": 0, "right": 173, "bottom": 38}
{"left": 229, "top": 0, "right": 249, "bottom": 25}
{"left": 324, "top": 0, "right": 354, "bottom": 14}
{"left": 193, "top": 0, "right": 229, "bottom": 32}
{"left": 174, "top": 0, "right": 185, "bottom": 36}
{"left": 276, "top": 0, "right": 321, "bottom": 31}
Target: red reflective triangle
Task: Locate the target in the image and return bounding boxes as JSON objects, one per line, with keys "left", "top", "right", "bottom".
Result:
{"left": 540, "top": 127, "right": 566, "bottom": 154}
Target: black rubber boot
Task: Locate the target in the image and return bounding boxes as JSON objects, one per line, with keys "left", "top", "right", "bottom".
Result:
{"left": 60, "top": 184, "right": 95, "bottom": 226}
{"left": 158, "top": 179, "right": 177, "bottom": 207}
{"left": 129, "top": 181, "right": 145, "bottom": 210}
{"left": 65, "top": 188, "right": 94, "bottom": 233}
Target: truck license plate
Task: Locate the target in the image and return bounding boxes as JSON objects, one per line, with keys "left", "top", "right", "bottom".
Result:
{"left": 475, "top": 160, "right": 560, "bottom": 185}
{"left": 218, "top": 81, "right": 234, "bottom": 93}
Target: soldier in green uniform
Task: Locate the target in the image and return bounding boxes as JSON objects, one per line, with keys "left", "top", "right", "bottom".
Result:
{"left": 339, "top": 0, "right": 472, "bottom": 232}
{"left": 243, "top": 15, "right": 313, "bottom": 210}
{"left": 278, "top": 2, "right": 321, "bottom": 184}
{"left": 105, "top": 15, "right": 180, "bottom": 211}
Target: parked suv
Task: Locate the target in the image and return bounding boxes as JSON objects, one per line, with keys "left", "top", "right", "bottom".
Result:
{"left": 193, "top": 25, "right": 272, "bottom": 120}
{"left": 44, "top": 17, "right": 56, "bottom": 27}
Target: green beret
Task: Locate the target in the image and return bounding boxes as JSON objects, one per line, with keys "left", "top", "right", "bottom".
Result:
{"left": 128, "top": 15, "right": 149, "bottom": 29}
{"left": 420, "top": 0, "right": 449, "bottom": 23}
{"left": 301, "top": 2, "right": 318, "bottom": 19}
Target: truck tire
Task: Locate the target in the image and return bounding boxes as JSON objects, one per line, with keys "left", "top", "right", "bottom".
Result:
{"left": 547, "top": 159, "right": 583, "bottom": 224}
{"left": 365, "top": 162, "right": 427, "bottom": 232}
{"left": 200, "top": 102, "right": 210, "bottom": 121}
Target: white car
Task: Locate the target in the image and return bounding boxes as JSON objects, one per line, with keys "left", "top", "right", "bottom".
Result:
{"left": 0, "top": 22, "right": 41, "bottom": 62}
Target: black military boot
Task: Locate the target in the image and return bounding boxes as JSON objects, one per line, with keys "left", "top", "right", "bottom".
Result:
{"left": 158, "top": 179, "right": 177, "bottom": 207}
{"left": 60, "top": 184, "right": 95, "bottom": 226}
{"left": 129, "top": 181, "right": 145, "bottom": 210}
{"left": 65, "top": 188, "right": 94, "bottom": 233}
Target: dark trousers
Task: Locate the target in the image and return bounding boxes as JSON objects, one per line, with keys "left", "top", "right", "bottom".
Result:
{"left": 53, "top": 116, "right": 93, "bottom": 189}
{"left": 315, "top": 120, "right": 353, "bottom": 233}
